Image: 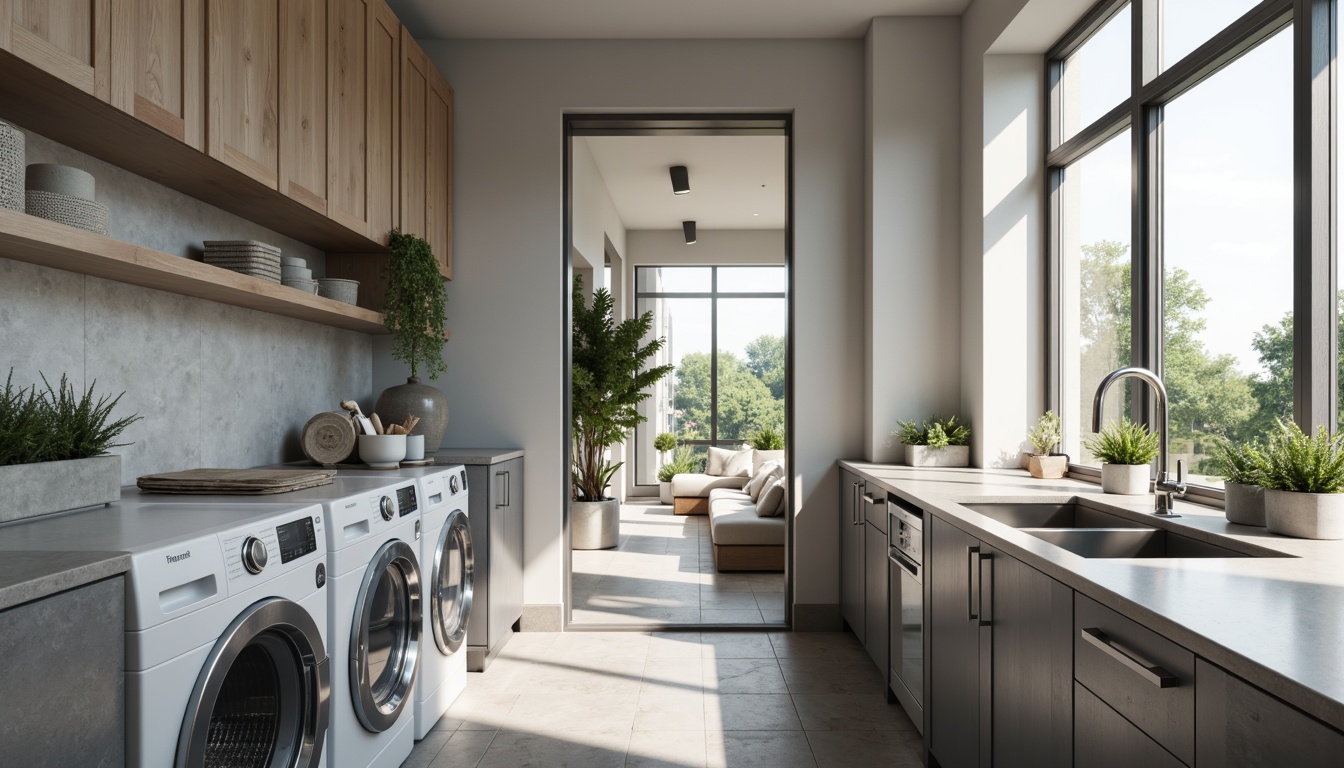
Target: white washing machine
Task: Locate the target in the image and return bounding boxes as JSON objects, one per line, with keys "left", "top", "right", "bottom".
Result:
{"left": 332, "top": 465, "right": 472, "bottom": 739}
{"left": 137, "top": 476, "right": 426, "bottom": 768}
{"left": 0, "top": 496, "right": 331, "bottom": 768}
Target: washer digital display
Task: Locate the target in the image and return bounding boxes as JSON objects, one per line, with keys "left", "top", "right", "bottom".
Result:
{"left": 396, "top": 485, "right": 419, "bottom": 516}
{"left": 275, "top": 517, "right": 317, "bottom": 563}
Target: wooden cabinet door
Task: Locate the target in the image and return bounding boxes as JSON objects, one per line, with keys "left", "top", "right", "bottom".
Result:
{"left": 863, "top": 518, "right": 888, "bottom": 670}
{"left": 364, "top": 0, "right": 398, "bottom": 244}
{"left": 278, "top": 0, "right": 325, "bottom": 212}
{"left": 398, "top": 27, "right": 427, "bottom": 241}
{"left": 1197, "top": 660, "right": 1344, "bottom": 768}
{"left": 109, "top": 0, "right": 203, "bottom": 148}
{"left": 326, "top": 0, "right": 366, "bottom": 232}
{"left": 206, "top": 0, "right": 279, "bottom": 188}
{"left": 928, "top": 516, "right": 981, "bottom": 768}
{"left": 425, "top": 65, "right": 451, "bottom": 278}
{"left": 0, "top": 0, "right": 110, "bottom": 99}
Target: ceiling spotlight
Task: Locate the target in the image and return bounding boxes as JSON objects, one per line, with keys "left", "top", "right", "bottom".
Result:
{"left": 670, "top": 165, "right": 690, "bottom": 195}
{"left": 683, "top": 221, "right": 697, "bottom": 245}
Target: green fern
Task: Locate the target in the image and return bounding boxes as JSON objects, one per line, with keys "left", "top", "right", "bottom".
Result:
{"left": 748, "top": 424, "right": 785, "bottom": 451}
{"left": 0, "top": 370, "right": 140, "bottom": 466}
{"left": 896, "top": 415, "right": 970, "bottom": 448}
{"left": 1208, "top": 437, "right": 1269, "bottom": 487}
{"left": 1262, "top": 420, "right": 1344, "bottom": 494}
{"left": 657, "top": 447, "right": 698, "bottom": 483}
{"left": 1084, "top": 418, "right": 1159, "bottom": 466}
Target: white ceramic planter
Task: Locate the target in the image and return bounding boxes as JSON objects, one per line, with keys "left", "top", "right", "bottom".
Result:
{"left": 572, "top": 498, "right": 620, "bottom": 549}
{"left": 1028, "top": 455, "right": 1068, "bottom": 479}
{"left": 1223, "top": 481, "right": 1266, "bottom": 527}
{"left": 659, "top": 481, "right": 673, "bottom": 505}
{"left": 0, "top": 454, "right": 120, "bottom": 523}
{"left": 1101, "top": 463, "right": 1150, "bottom": 495}
{"left": 906, "top": 444, "right": 970, "bottom": 468}
{"left": 1264, "top": 489, "right": 1344, "bottom": 540}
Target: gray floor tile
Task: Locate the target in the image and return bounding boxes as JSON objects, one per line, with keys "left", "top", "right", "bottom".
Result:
{"left": 476, "top": 729, "right": 631, "bottom": 768}
{"left": 791, "top": 692, "right": 917, "bottom": 731}
{"left": 704, "top": 693, "right": 802, "bottom": 730}
{"left": 705, "top": 730, "right": 817, "bottom": 768}
{"left": 626, "top": 730, "right": 709, "bottom": 767}
{"left": 803, "top": 729, "right": 924, "bottom": 767}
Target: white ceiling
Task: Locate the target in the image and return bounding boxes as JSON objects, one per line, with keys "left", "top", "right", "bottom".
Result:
{"left": 386, "top": 0, "right": 972, "bottom": 40}
{"left": 582, "top": 135, "right": 786, "bottom": 231}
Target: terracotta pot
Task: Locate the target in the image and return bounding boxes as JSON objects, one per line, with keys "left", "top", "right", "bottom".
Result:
{"left": 1223, "top": 481, "right": 1266, "bottom": 527}
{"left": 1264, "top": 489, "right": 1344, "bottom": 540}
{"left": 905, "top": 444, "right": 970, "bottom": 468}
{"left": 1101, "top": 463, "right": 1150, "bottom": 495}
{"left": 376, "top": 376, "right": 449, "bottom": 452}
{"left": 1027, "top": 454, "right": 1068, "bottom": 479}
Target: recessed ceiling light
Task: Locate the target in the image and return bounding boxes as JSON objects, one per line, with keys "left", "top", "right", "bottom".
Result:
{"left": 752, "top": 213, "right": 760, "bottom": 217}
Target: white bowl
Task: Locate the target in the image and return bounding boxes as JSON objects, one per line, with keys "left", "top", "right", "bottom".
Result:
{"left": 358, "top": 434, "right": 407, "bottom": 467}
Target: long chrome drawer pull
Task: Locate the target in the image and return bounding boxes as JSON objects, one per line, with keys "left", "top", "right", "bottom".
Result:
{"left": 1081, "top": 627, "right": 1179, "bottom": 688}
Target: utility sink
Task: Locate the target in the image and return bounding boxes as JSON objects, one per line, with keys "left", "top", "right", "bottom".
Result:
{"left": 961, "top": 502, "right": 1148, "bottom": 530}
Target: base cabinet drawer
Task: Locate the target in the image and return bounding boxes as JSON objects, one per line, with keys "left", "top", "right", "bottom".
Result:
{"left": 1196, "top": 660, "right": 1344, "bottom": 768}
{"left": 1076, "top": 682, "right": 1186, "bottom": 768}
{"left": 1075, "top": 594, "right": 1195, "bottom": 764}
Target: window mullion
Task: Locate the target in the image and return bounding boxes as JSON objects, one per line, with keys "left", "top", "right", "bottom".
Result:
{"left": 1132, "top": 0, "right": 1161, "bottom": 427}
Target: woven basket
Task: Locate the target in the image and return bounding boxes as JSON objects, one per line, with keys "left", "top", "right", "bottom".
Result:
{"left": 0, "top": 120, "right": 23, "bottom": 212}
{"left": 25, "top": 189, "right": 108, "bottom": 234}
{"left": 317, "top": 278, "right": 359, "bottom": 304}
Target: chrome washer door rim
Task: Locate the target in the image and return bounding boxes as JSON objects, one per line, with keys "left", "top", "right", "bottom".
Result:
{"left": 349, "top": 539, "right": 422, "bottom": 732}
{"left": 432, "top": 509, "right": 474, "bottom": 655}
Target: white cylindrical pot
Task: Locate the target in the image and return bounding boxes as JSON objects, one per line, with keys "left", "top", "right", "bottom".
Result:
{"left": 1223, "top": 481, "right": 1266, "bottom": 527}
{"left": 1101, "top": 463, "right": 1150, "bottom": 495}
{"left": 659, "top": 481, "right": 673, "bottom": 505}
{"left": 572, "top": 499, "right": 620, "bottom": 550}
{"left": 404, "top": 434, "right": 425, "bottom": 461}
{"left": 1264, "top": 489, "right": 1344, "bottom": 540}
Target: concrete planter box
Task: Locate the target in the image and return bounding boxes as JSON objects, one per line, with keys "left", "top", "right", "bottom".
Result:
{"left": 1264, "top": 489, "right": 1344, "bottom": 540}
{"left": 1223, "top": 481, "right": 1266, "bottom": 527}
{"left": 572, "top": 498, "right": 619, "bottom": 550}
{"left": 1027, "top": 455, "right": 1068, "bottom": 479}
{"left": 0, "top": 455, "right": 121, "bottom": 523}
{"left": 905, "top": 444, "right": 969, "bottom": 468}
{"left": 1101, "top": 463, "right": 1149, "bottom": 495}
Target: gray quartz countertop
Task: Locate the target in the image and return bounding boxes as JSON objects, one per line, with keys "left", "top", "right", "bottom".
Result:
{"left": 840, "top": 461, "right": 1344, "bottom": 732}
{"left": 0, "top": 549, "right": 130, "bottom": 612}
{"left": 430, "top": 448, "right": 524, "bottom": 465}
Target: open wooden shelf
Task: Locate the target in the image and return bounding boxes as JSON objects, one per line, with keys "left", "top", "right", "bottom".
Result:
{"left": 0, "top": 207, "right": 389, "bottom": 334}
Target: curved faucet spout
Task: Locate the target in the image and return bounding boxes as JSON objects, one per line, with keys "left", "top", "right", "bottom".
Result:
{"left": 1092, "top": 366, "right": 1185, "bottom": 516}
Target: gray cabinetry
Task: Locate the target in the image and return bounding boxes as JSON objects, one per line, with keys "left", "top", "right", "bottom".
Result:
{"left": 1197, "top": 660, "right": 1344, "bottom": 768}
{"left": 863, "top": 508, "right": 888, "bottom": 670}
{"left": 461, "top": 454, "right": 524, "bottom": 672}
{"left": 1076, "top": 682, "right": 1185, "bottom": 768}
{"left": 929, "top": 517, "right": 982, "bottom": 768}
{"left": 839, "top": 469, "right": 865, "bottom": 641}
{"left": 0, "top": 576, "right": 124, "bottom": 766}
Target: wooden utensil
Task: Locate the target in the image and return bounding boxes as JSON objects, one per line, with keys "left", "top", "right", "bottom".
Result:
{"left": 370, "top": 413, "right": 385, "bottom": 435}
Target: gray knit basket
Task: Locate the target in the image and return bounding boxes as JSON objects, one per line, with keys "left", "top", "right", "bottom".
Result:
{"left": 24, "top": 189, "right": 109, "bottom": 234}
{"left": 0, "top": 120, "right": 23, "bottom": 212}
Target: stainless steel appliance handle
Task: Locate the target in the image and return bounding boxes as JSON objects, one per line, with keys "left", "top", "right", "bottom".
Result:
{"left": 853, "top": 482, "right": 861, "bottom": 526}
{"left": 1080, "top": 628, "right": 1179, "bottom": 688}
{"left": 967, "top": 546, "right": 980, "bottom": 621}
{"left": 889, "top": 547, "right": 920, "bottom": 576}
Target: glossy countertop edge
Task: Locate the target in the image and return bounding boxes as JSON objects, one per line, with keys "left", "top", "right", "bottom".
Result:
{"left": 839, "top": 460, "right": 1344, "bottom": 732}
{"left": 0, "top": 549, "right": 131, "bottom": 612}
{"left": 429, "top": 448, "right": 525, "bottom": 465}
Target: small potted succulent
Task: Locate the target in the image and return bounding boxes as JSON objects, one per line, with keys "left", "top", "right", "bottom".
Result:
{"left": 1084, "top": 418, "right": 1158, "bottom": 495}
{"left": 895, "top": 415, "right": 970, "bottom": 468}
{"left": 1260, "top": 420, "right": 1344, "bottom": 540}
{"left": 1025, "top": 411, "right": 1067, "bottom": 479}
{"left": 1209, "top": 437, "right": 1268, "bottom": 526}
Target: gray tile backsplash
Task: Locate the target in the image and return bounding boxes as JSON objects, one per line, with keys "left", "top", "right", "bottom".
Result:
{"left": 0, "top": 128, "right": 372, "bottom": 484}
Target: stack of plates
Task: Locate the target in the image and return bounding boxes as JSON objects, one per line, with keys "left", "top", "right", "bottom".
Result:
{"left": 281, "top": 256, "right": 317, "bottom": 293}
{"left": 24, "top": 163, "right": 108, "bottom": 234}
{"left": 203, "top": 240, "right": 281, "bottom": 283}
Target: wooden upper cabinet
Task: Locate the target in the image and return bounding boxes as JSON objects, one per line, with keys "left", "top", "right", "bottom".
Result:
{"left": 365, "top": 0, "right": 398, "bottom": 244}
{"left": 205, "top": 0, "right": 278, "bottom": 188}
{"left": 0, "top": 0, "right": 111, "bottom": 99}
{"left": 108, "top": 0, "right": 203, "bottom": 148}
{"left": 278, "top": 0, "right": 325, "bottom": 213}
{"left": 399, "top": 29, "right": 451, "bottom": 279}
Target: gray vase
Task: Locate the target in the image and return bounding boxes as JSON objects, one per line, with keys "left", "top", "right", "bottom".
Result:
{"left": 375, "top": 376, "right": 449, "bottom": 452}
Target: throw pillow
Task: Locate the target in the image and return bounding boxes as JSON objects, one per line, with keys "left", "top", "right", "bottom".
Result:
{"left": 752, "top": 449, "right": 785, "bottom": 474}
{"left": 756, "top": 477, "right": 786, "bottom": 518}
{"left": 706, "top": 446, "right": 735, "bottom": 476}
{"left": 724, "top": 447, "right": 755, "bottom": 478}
{"left": 747, "top": 460, "right": 784, "bottom": 502}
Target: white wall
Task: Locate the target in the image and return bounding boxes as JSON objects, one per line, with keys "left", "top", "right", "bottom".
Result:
{"left": 380, "top": 39, "right": 867, "bottom": 622}
{"left": 571, "top": 136, "right": 627, "bottom": 288}
{"left": 865, "top": 18, "right": 963, "bottom": 463}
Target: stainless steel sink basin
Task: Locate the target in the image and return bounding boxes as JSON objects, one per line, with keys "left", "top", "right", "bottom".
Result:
{"left": 960, "top": 502, "right": 1147, "bottom": 530}
{"left": 1020, "top": 528, "right": 1247, "bottom": 558}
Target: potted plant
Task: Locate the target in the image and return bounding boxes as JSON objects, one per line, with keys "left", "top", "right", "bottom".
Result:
{"left": 1025, "top": 411, "right": 1067, "bottom": 479}
{"left": 656, "top": 448, "right": 696, "bottom": 505}
{"left": 895, "top": 416, "right": 970, "bottom": 467}
{"left": 1260, "top": 421, "right": 1344, "bottom": 540}
{"left": 1209, "top": 437, "right": 1269, "bottom": 526}
{"left": 654, "top": 432, "right": 677, "bottom": 503}
{"left": 571, "top": 276, "right": 674, "bottom": 548}
{"left": 1084, "top": 418, "right": 1159, "bottom": 495}
{"left": 748, "top": 424, "right": 785, "bottom": 451}
{"left": 0, "top": 370, "right": 139, "bottom": 521}
{"left": 374, "top": 230, "right": 450, "bottom": 451}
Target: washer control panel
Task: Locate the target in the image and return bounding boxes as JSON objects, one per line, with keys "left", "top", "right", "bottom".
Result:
{"left": 395, "top": 484, "right": 419, "bottom": 517}
{"left": 275, "top": 516, "right": 318, "bottom": 563}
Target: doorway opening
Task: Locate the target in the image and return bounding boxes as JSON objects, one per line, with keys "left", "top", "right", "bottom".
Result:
{"left": 563, "top": 114, "right": 794, "bottom": 629}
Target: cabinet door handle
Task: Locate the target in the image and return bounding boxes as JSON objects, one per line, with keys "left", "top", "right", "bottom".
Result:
{"left": 496, "top": 470, "right": 510, "bottom": 508}
{"left": 1081, "top": 628, "right": 1179, "bottom": 688}
{"left": 854, "top": 483, "right": 864, "bottom": 526}
{"left": 967, "top": 546, "right": 981, "bottom": 621}
{"left": 977, "top": 552, "right": 993, "bottom": 627}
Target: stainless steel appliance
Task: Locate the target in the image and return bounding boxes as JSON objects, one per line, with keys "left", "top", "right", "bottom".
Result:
{"left": 888, "top": 496, "right": 925, "bottom": 733}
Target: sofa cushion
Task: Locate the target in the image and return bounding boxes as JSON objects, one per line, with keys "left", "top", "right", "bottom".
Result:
{"left": 708, "top": 489, "right": 786, "bottom": 546}
{"left": 671, "top": 473, "right": 748, "bottom": 498}
{"left": 745, "top": 460, "right": 784, "bottom": 502}
{"left": 752, "top": 450, "right": 785, "bottom": 474}
{"left": 707, "top": 446, "right": 754, "bottom": 477}
{"left": 756, "top": 477, "right": 786, "bottom": 517}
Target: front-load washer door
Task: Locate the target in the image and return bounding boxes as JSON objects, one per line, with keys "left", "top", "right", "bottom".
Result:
{"left": 350, "top": 539, "right": 422, "bottom": 732}
{"left": 432, "top": 508, "right": 474, "bottom": 655}
{"left": 176, "top": 597, "right": 330, "bottom": 768}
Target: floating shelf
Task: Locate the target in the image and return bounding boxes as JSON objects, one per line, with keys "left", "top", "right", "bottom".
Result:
{"left": 0, "top": 207, "right": 389, "bottom": 334}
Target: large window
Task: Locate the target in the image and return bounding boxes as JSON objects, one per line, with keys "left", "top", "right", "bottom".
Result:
{"left": 1048, "top": 0, "right": 1334, "bottom": 491}
{"left": 633, "top": 266, "right": 786, "bottom": 486}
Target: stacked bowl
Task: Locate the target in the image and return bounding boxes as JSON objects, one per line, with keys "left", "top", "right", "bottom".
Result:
{"left": 202, "top": 240, "right": 281, "bottom": 282}
{"left": 25, "top": 164, "right": 109, "bottom": 234}
{"left": 282, "top": 256, "right": 317, "bottom": 294}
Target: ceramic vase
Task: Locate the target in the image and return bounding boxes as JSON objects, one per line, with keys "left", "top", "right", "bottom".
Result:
{"left": 1101, "top": 463, "right": 1150, "bottom": 495}
{"left": 376, "top": 376, "right": 449, "bottom": 452}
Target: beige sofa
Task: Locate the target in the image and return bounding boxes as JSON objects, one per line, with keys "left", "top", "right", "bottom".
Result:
{"left": 670, "top": 448, "right": 784, "bottom": 515}
{"left": 708, "top": 488, "right": 785, "bottom": 571}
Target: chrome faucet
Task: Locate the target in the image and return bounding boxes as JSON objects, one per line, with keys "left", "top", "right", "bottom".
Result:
{"left": 1092, "top": 366, "right": 1187, "bottom": 517}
